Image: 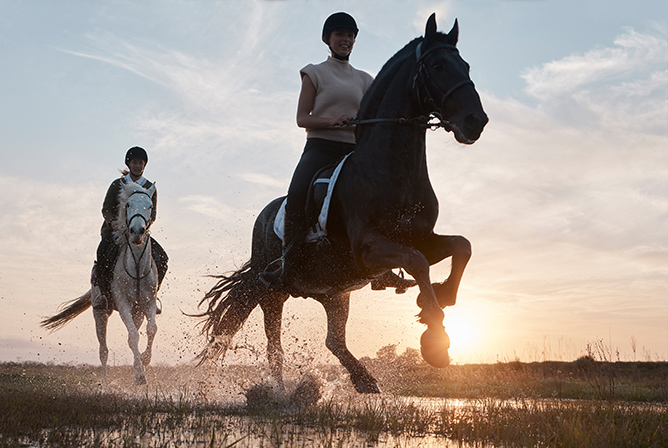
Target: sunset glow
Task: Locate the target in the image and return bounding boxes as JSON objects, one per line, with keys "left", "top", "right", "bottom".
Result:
{"left": 0, "top": 0, "right": 665, "bottom": 366}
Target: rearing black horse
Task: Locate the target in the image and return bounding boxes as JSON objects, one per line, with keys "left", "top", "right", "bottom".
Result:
{"left": 195, "top": 14, "right": 487, "bottom": 393}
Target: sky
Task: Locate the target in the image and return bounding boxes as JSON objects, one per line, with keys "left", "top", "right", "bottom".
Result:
{"left": 0, "top": 0, "right": 666, "bottom": 370}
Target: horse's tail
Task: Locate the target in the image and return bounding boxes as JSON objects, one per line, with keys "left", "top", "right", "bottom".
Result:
{"left": 40, "top": 290, "right": 92, "bottom": 331}
{"left": 191, "top": 260, "right": 261, "bottom": 365}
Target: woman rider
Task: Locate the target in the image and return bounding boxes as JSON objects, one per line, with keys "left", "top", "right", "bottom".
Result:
{"left": 93, "top": 146, "right": 169, "bottom": 310}
{"left": 260, "top": 12, "right": 414, "bottom": 293}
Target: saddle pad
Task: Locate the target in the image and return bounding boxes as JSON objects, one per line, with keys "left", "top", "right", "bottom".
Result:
{"left": 274, "top": 153, "right": 352, "bottom": 243}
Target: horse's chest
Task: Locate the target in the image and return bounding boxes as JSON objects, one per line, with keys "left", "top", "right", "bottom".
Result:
{"left": 392, "top": 203, "right": 435, "bottom": 238}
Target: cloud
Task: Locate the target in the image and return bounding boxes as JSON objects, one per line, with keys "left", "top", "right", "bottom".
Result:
{"left": 521, "top": 27, "right": 668, "bottom": 132}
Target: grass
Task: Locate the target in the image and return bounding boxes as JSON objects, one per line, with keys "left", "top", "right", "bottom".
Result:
{"left": 1, "top": 359, "right": 666, "bottom": 447}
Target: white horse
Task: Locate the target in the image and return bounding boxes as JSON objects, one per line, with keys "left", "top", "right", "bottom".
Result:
{"left": 42, "top": 182, "right": 159, "bottom": 385}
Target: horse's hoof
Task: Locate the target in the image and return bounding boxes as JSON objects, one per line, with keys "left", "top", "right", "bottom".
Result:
{"left": 433, "top": 282, "right": 457, "bottom": 307}
{"left": 417, "top": 282, "right": 456, "bottom": 309}
{"left": 354, "top": 380, "right": 381, "bottom": 394}
{"left": 420, "top": 327, "right": 450, "bottom": 368}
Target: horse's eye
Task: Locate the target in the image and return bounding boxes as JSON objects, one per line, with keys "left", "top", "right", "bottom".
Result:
{"left": 432, "top": 63, "right": 444, "bottom": 72}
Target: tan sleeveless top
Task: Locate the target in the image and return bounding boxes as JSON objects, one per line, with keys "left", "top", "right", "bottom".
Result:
{"left": 300, "top": 57, "right": 374, "bottom": 144}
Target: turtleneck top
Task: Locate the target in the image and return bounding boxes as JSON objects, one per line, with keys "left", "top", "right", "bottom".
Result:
{"left": 300, "top": 56, "right": 374, "bottom": 144}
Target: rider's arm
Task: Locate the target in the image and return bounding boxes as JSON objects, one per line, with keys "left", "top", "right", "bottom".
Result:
{"left": 101, "top": 180, "right": 121, "bottom": 226}
{"left": 296, "top": 74, "right": 352, "bottom": 129}
{"left": 150, "top": 187, "right": 157, "bottom": 224}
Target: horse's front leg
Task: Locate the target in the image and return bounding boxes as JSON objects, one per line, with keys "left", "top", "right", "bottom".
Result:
{"left": 417, "top": 234, "right": 471, "bottom": 308}
{"left": 140, "top": 300, "right": 158, "bottom": 368}
{"left": 319, "top": 293, "right": 380, "bottom": 393}
{"left": 360, "top": 234, "right": 444, "bottom": 328}
{"left": 116, "top": 301, "right": 147, "bottom": 385}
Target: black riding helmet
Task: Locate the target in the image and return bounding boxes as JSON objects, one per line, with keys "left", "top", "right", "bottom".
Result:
{"left": 322, "top": 12, "right": 359, "bottom": 41}
{"left": 125, "top": 146, "right": 148, "bottom": 166}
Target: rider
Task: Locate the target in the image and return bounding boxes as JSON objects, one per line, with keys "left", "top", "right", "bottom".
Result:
{"left": 259, "top": 12, "right": 414, "bottom": 293}
{"left": 92, "top": 146, "right": 169, "bottom": 311}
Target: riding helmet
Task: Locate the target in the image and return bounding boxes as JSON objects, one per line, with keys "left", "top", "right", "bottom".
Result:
{"left": 125, "top": 146, "right": 148, "bottom": 166}
{"left": 322, "top": 12, "right": 359, "bottom": 40}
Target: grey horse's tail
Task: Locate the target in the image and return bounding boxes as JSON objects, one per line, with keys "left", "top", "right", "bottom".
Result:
{"left": 40, "top": 290, "right": 92, "bottom": 331}
{"left": 191, "top": 261, "right": 262, "bottom": 365}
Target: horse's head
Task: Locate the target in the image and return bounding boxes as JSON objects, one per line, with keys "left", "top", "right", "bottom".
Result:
{"left": 414, "top": 14, "right": 488, "bottom": 144}
{"left": 122, "top": 183, "right": 155, "bottom": 246}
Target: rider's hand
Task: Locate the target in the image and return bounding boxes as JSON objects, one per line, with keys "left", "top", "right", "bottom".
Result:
{"left": 330, "top": 115, "right": 353, "bottom": 127}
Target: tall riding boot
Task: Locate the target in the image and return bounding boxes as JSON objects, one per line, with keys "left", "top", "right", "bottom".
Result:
{"left": 259, "top": 217, "right": 304, "bottom": 288}
{"left": 150, "top": 237, "right": 169, "bottom": 290}
{"left": 150, "top": 238, "right": 168, "bottom": 314}
{"left": 94, "top": 234, "right": 119, "bottom": 310}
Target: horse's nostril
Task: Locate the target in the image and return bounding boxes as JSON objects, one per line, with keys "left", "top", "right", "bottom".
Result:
{"left": 464, "top": 113, "right": 488, "bottom": 134}
{"left": 464, "top": 114, "right": 481, "bottom": 128}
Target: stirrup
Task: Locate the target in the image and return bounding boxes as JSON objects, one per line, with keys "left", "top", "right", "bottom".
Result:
{"left": 92, "top": 292, "right": 110, "bottom": 311}
{"left": 156, "top": 297, "right": 163, "bottom": 315}
{"left": 258, "top": 258, "right": 284, "bottom": 287}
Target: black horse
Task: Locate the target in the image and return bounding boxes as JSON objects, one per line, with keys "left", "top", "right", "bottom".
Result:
{"left": 195, "top": 14, "right": 488, "bottom": 393}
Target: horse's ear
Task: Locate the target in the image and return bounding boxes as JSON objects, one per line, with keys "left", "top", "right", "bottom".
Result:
{"left": 147, "top": 183, "right": 156, "bottom": 198}
{"left": 424, "top": 13, "right": 437, "bottom": 42}
{"left": 446, "top": 19, "right": 459, "bottom": 46}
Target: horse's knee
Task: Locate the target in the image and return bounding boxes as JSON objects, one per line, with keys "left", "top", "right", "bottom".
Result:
{"left": 453, "top": 236, "right": 471, "bottom": 260}
{"left": 146, "top": 320, "right": 157, "bottom": 336}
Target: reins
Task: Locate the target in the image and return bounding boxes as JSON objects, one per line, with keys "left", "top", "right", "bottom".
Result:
{"left": 121, "top": 189, "right": 155, "bottom": 304}
{"left": 346, "top": 114, "right": 453, "bottom": 132}
{"left": 349, "top": 41, "right": 472, "bottom": 134}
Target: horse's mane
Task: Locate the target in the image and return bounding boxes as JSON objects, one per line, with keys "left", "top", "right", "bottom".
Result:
{"left": 357, "top": 29, "right": 452, "bottom": 123}
{"left": 113, "top": 182, "right": 145, "bottom": 243}
{"left": 357, "top": 37, "right": 422, "bottom": 120}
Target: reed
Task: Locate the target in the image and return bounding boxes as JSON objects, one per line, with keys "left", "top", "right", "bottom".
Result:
{"left": 1, "top": 361, "right": 666, "bottom": 448}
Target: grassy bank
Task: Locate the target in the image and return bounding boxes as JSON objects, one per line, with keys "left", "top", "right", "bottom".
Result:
{"left": 1, "top": 361, "right": 666, "bottom": 447}
{"left": 365, "top": 351, "right": 668, "bottom": 402}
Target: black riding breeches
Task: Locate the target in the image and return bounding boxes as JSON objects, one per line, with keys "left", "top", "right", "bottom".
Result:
{"left": 285, "top": 138, "right": 355, "bottom": 246}
{"left": 95, "top": 233, "right": 119, "bottom": 296}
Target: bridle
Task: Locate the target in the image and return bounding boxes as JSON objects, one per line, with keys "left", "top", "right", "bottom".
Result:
{"left": 125, "top": 190, "right": 153, "bottom": 231}
{"left": 349, "top": 41, "right": 474, "bottom": 132}
{"left": 123, "top": 190, "right": 154, "bottom": 302}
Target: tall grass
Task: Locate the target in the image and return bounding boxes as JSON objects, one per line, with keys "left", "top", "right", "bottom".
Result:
{"left": 1, "top": 361, "right": 666, "bottom": 447}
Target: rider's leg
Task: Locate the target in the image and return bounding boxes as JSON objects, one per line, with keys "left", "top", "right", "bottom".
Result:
{"left": 150, "top": 237, "right": 168, "bottom": 290}
{"left": 260, "top": 139, "right": 354, "bottom": 287}
{"left": 94, "top": 233, "right": 119, "bottom": 310}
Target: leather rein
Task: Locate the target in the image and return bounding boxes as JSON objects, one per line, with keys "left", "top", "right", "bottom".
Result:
{"left": 122, "top": 190, "right": 154, "bottom": 303}
{"left": 348, "top": 42, "right": 474, "bottom": 132}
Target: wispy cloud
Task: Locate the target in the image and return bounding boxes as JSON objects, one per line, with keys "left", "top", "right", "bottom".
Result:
{"left": 522, "top": 27, "right": 667, "bottom": 132}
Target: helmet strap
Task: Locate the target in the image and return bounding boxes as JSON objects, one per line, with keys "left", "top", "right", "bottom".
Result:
{"left": 330, "top": 46, "right": 350, "bottom": 61}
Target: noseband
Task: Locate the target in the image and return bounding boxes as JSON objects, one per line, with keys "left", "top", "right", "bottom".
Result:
{"left": 413, "top": 42, "right": 474, "bottom": 115}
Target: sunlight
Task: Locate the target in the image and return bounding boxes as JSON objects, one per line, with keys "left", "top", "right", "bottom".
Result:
{"left": 444, "top": 308, "right": 482, "bottom": 360}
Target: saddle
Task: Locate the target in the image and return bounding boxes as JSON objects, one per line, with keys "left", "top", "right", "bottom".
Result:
{"left": 274, "top": 153, "right": 352, "bottom": 244}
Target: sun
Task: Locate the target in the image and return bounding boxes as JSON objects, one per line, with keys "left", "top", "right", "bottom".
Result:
{"left": 444, "top": 308, "right": 482, "bottom": 361}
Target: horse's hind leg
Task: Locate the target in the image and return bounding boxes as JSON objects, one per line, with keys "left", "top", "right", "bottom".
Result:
{"left": 93, "top": 309, "right": 111, "bottom": 386}
{"left": 320, "top": 293, "right": 380, "bottom": 393}
{"left": 260, "top": 292, "right": 289, "bottom": 389}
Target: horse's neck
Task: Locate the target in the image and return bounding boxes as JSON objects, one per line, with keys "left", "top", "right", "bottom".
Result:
{"left": 355, "top": 94, "right": 428, "bottom": 176}
{"left": 355, "top": 61, "right": 427, "bottom": 169}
